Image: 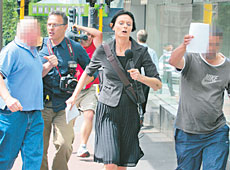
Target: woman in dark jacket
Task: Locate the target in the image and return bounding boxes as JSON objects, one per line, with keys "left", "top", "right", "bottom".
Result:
{"left": 66, "top": 10, "right": 162, "bottom": 170}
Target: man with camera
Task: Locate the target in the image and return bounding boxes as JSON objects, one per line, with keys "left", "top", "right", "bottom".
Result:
{"left": 39, "top": 11, "right": 97, "bottom": 170}
{"left": 71, "top": 24, "right": 102, "bottom": 157}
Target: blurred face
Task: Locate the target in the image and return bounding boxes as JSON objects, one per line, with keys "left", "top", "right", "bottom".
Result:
{"left": 112, "top": 14, "right": 133, "bottom": 38}
{"left": 47, "top": 15, "right": 67, "bottom": 43}
{"left": 80, "top": 32, "right": 93, "bottom": 47}
{"left": 19, "top": 19, "right": 41, "bottom": 46}
{"left": 206, "top": 35, "right": 222, "bottom": 59}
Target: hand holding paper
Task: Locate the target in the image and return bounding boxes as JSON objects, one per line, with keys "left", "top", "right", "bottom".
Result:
{"left": 65, "top": 104, "right": 80, "bottom": 124}
{"left": 186, "top": 23, "right": 209, "bottom": 53}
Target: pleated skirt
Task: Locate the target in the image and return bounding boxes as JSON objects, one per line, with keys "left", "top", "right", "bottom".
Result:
{"left": 94, "top": 93, "right": 144, "bottom": 167}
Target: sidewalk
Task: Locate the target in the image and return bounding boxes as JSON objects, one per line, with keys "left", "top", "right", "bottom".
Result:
{"left": 11, "top": 90, "right": 230, "bottom": 170}
{"left": 12, "top": 115, "right": 177, "bottom": 170}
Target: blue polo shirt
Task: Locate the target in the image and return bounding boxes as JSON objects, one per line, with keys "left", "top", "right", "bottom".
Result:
{"left": 39, "top": 37, "right": 96, "bottom": 112}
{"left": 0, "top": 37, "right": 44, "bottom": 111}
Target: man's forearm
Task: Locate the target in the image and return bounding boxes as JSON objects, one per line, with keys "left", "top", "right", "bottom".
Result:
{"left": 76, "top": 25, "right": 101, "bottom": 37}
{"left": 42, "top": 62, "right": 53, "bottom": 77}
{"left": 169, "top": 44, "right": 186, "bottom": 69}
{"left": 0, "top": 74, "right": 11, "bottom": 101}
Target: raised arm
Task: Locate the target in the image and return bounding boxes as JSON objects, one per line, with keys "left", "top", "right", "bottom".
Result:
{"left": 72, "top": 24, "right": 103, "bottom": 47}
{"left": 169, "top": 35, "right": 194, "bottom": 69}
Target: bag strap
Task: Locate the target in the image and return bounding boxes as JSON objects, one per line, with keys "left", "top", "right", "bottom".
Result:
{"left": 102, "top": 43, "right": 137, "bottom": 103}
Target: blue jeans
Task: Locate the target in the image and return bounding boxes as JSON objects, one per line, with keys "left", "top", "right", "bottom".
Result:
{"left": 175, "top": 125, "right": 229, "bottom": 170}
{"left": 0, "top": 110, "right": 44, "bottom": 170}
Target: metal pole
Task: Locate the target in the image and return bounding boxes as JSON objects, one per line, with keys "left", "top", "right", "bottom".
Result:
{"left": 98, "top": 0, "right": 103, "bottom": 32}
{"left": 203, "top": 3, "right": 212, "bottom": 24}
{"left": 88, "top": 6, "right": 91, "bottom": 27}
{"left": 20, "top": 0, "right": 25, "bottom": 20}
{"left": 0, "top": 0, "right": 2, "bottom": 50}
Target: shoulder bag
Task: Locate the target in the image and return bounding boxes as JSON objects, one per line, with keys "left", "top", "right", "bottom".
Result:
{"left": 102, "top": 43, "right": 143, "bottom": 117}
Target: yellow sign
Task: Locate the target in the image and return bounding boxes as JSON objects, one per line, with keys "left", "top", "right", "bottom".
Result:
{"left": 203, "top": 4, "right": 212, "bottom": 24}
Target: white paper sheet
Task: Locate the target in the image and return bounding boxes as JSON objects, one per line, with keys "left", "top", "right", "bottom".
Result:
{"left": 0, "top": 97, "right": 6, "bottom": 110}
{"left": 65, "top": 104, "right": 80, "bottom": 124}
{"left": 186, "top": 23, "right": 209, "bottom": 53}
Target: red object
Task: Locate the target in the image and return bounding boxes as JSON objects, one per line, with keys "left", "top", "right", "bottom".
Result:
{"left": 76, "top": 42, "right": 100, "bottom": 89}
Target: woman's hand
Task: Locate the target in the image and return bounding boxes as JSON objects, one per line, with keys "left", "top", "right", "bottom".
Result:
{"left": 128, "top": 69, "right": 162, "bottom": 91}
{"left": 66, "top": 95, "right": 77, "bottom": 111}
{"left": 127, "top": 68, "right": 141, "bottom": 81}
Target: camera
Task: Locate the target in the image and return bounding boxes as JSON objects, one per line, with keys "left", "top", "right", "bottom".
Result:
{"left": 59, "top": 61, "right": 78, "bottom": 93}
{"left": 66, "top": 29, "right": 88, "bottom": 42}
{"left": 67, "top": 7, "right": 89, "bottom": 42}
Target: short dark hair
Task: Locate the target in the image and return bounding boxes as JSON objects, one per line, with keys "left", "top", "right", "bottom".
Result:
{"left": 110, "top": 10, "right": 136, "bottom": 32}
{"left": 48, "top": 11, "right": 68, "bottom": 25}
{"left": 137, "top": 29, "right": 148, "bottom": 43}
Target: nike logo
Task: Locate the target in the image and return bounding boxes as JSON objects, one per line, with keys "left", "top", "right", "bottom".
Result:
{"left": 201, "top": 74, "right": 222, "bottom": 85}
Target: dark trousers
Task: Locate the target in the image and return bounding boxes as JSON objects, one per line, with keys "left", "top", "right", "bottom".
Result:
{"left": 175, "top": 125, "right": 229, "bottom": 170}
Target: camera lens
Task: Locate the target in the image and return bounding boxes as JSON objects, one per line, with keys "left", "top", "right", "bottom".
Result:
{"left": 67, "top": 79, "right": 78, "bottom": 91}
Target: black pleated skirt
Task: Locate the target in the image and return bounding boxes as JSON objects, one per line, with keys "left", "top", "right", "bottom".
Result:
{"left": 94, "top": 93, "right": 144, "bottom": 167}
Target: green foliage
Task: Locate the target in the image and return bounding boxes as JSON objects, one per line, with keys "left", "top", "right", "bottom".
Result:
{"left": 2, "top": 0, "right": 47, "bottom": 46}
{"left": 2, "top": 0, "right": 18, "bottom": 46}
{"left": 36, "top": 16, "right": 48, "bottom": 37}
{"left": 31, "top": 0, "right": 48, "bottom": 36}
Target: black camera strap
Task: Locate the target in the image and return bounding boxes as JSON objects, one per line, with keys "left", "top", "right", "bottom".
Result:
{"left": 47, "top": 38, "right": 74, "bottom": 78}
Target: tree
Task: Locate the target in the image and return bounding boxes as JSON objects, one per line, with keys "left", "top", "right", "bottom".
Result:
{"left": 2, "top": 0, "right": 18, "bottom": 46}
{"left": 30, "top": 0, "right": 48, "bottom": 37}
{"left": 2, "top": 0, "right": 47, "bottom": 46}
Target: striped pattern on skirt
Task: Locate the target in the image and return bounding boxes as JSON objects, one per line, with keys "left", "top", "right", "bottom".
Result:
{"left": 94, "top": 93, "right": 144, "bottom": 167}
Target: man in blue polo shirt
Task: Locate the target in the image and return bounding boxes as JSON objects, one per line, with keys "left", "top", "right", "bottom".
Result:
{"left": 39, "top": 11, "right": 96, "bottom": 170}
{"left": 0, "top": 18, "right": 55, "bottom": 170}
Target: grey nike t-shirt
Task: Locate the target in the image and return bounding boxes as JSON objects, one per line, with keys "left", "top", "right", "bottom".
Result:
{"left": 175, "top": 53, "right": 230, "bottom": 134}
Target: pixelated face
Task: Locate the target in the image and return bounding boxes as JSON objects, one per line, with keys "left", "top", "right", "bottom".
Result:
{"left": 80, "top": 32, "right": 93, "bottom": 47}
{"left": 207, "top": 35, "right": 222, "bottom": 56}
{"left": 20, "top": 20, "right": 41, "bottom": 46}
{"left": 112, "top": 14, "right": 133, "bottom": 38}
{"left": 47, "top": 15, "right": 67, "bottom": 42}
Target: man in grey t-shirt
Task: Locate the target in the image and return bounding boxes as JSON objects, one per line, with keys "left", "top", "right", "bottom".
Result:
{"left": 169, "top": 26, "right": 230, "bottom": 170}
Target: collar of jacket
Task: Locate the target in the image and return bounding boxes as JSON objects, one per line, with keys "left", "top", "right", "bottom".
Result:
{"left": 108, "top": 37, "right": 143, "bottom": 71}
{"left": 45, "top": 37, "right": 68, "bottom": 50}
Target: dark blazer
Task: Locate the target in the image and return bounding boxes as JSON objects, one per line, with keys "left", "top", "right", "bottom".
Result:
{"left": 85, "top": 37, "right": 160, "bottom": 107}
